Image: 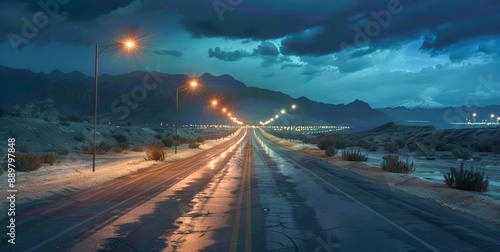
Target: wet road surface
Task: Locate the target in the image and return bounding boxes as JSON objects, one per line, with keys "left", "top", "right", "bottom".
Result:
{"left": 1, "top": 128, "right": 499, "bottom": 251}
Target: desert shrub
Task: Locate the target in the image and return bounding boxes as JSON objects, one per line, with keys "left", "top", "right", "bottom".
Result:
{"left": 195, "top": 136, "right": 205, "bottom": 143}
{"left": 15, "top": 153, "right": 44, "bottom": 172}
{"left": 43, "top": 152, "right": 56, "bottom": 165}
{"left": 116, "top": 141, "right": 129, "bottom": 150}
{"left": 395, "top": 139, "right": 406, "bottom": 149}
{"left": 73, "top": 132, "right": 85, "bottom": 142}
{"left": 144, "top": 141, "right": 166, "bottom": 161}
{"left": 493, "top": 145, "right": 500, "bottom": 154}
{"left": 161, "top": 137, "right": 174, "bottom": 148}
{"left": 452, "top": 147, "right": 473, "bottom": 160}
{"left": 188, "top": 142, "right": 201, "bottom": 149}
{"left": 81, "top": 145, "right": 92, "bottom": 154}
{"left": 112, "top": 133, "right": 128, "bottom": 143}
{"left": 114, "top": 145, "right": 123, "bottom": 153}
{"left": 17, "top": 143, "right": 29, "bottom": 153}
{"left": 444, "top": 162, "right": 488, "bottom": 192}
{"left": 384, "top": 142, "right": 399, "bottom": 153}
{"left": 381, "top": 155, "right": 415, "bottom": 173}
{"left": 342, "top": 148, "right": 368, "bottom": 161}
{"left": 407, "top": 141, "right": 418, "bottom": 152}
{"left": 334, "top": 137, "right": 352, "bottom": 149}
{"left": 131, "top": 145, "right": 143, "bottom": 152}
{"left": 155, "top": 133, "right": 163, "bottom": 139}
{"left": 317, "top": 137, "right": 335, "bottom": 150}
{"left": 59, "top": 148, "right": 69, "bottom": 155}
{"left": 325, "top": 146, "right": 337, "bottom": 157}
{"left": 97, "top": 141, "right": 111, "bottom": 153}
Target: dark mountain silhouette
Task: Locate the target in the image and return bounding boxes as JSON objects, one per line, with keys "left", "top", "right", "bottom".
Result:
{"left": 0, "top": 65, "right": 391, "bottom": 128}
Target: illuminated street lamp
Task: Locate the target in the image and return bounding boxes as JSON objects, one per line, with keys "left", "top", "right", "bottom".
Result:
{"left": 211, "top": 100, "right": 218, "bottom": 125}
{"left": 289, "top": 104, "right": 297, "bottom": 141}
{"left": 93, "top": 40, "right": 136, "bottom": 172}
{"left": 175, "top": 80, "right": 198, "bottom": 154}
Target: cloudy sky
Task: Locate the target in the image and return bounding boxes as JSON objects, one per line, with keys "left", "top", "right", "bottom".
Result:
{"left": 1, "top": 0, "right": 500, "bottom": 108}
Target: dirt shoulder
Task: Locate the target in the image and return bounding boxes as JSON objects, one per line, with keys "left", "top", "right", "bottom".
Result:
{"left": 258, "top": 128, "right": 500, "bottom": 225}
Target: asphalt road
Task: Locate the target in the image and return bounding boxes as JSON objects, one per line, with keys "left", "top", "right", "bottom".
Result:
{"left": 1, "top": 128, "right": 499, "bottom": 251}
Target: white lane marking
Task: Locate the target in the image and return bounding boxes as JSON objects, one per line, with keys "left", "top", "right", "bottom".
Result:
{"left": 254, "top": 130, "right": 440, "bottom": 252}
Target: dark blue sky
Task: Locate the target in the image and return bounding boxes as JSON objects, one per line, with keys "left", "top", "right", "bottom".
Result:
{"left": 1, "top": 0, "right": 500, "bottom": 108}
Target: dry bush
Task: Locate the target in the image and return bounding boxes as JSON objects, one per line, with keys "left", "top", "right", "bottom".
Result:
{"left": 15, "top": 153, "right": 44, "bottom": 172}
{"left": 43, "top": 152, "right": 56, "bottom": 165}
{"left": 144, "top": 141, "right": 166, "bottom": 161}
{"left": 342, "top": 148, "right": 368, "bottom": 161}
{"left": 325, "top": 146, "right": 337, "bottom": 157}
{"left": 188, "top": 142, "right": 201, "bottom": 149}
{"left": 444, "top": 162, "right": 488, "bottom": 192}
{"left": 381, "top": 155, "right": 415, "bottom": 173}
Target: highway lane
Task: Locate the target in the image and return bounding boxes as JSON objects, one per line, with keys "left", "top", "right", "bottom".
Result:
{"left": 253, "top": 128, "right": 500, "bottom": 251}
{"left": 0, "top": 129, "right": 248, "bottom": 251}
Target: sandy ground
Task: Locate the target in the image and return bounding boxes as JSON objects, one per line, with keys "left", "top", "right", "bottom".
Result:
{"left": 259, "top": 128, "right": 500, "bottom": 225}
{"left": 0, "top": 129, "right": 242, "bottom": 218}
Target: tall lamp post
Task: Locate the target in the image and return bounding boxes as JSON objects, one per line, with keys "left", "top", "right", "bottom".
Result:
{"left": 93, "top": 40, "right": 135, "bottom": 172}
{"left": 290, "top": 104, "right": 297, "bottom": 141}
{"left": 211, "top": 100, "right": 218, "bottom": 125}
{"left": 175, "top": 80, "right": 198, "bottom": 154}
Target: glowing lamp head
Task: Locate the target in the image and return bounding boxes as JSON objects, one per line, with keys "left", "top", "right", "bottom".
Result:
{"left": 281, "top": 109, "right": 285, "bottom": 114}
{"left": 190, "top": 81, "right": 198, "bottom": 87}
{"left": 212, "top": 100, "right": 217, "bottom": 106}
{"left": 124, "top": 41, "right": 135, "bottom": 48}
{"left": 223, "top": 108, "right": 227, "bottom": 112}
{"left": 291, "top": 104, "right": 297, "bottom": 110}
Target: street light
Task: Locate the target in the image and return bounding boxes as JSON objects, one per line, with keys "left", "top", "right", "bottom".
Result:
{"left": 211, "top": 100, "right": 218, "bottom": 125}
{"left": 175, "top": 80, "right": 198, "bottom": 154}
{"left": 290, "top": 104, "right": 297, "bottom": 141}
{"left": 93, "top": 40, "right": 136, "bottom": 172}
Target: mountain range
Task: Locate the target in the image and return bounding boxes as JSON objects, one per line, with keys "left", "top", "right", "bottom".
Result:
{"left": 1, "top": 64, "right": 498, "bottom": 130}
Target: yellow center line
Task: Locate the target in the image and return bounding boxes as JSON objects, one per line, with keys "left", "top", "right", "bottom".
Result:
{"left": 245, "top": 136, "right": 253, "bottom": 252}
{"left": 230, "top": 132, "right": 251, "bottom": 251}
